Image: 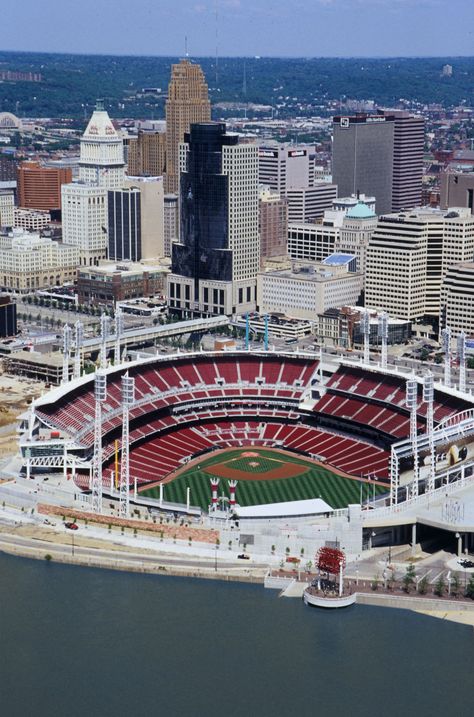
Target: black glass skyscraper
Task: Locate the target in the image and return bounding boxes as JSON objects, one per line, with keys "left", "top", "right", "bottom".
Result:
{"left": 172, "top": 123, "right": 238, "bottom": 302}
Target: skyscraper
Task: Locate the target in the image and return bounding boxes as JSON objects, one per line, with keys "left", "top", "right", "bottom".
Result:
{"left": 127, "top": 130, "right": 166, "bottom": 177}
{"left": 79, "top": 100, "right": 125, "bottom": 189}
{"left": 332, "top": 111, "right": 424, "bottom": 214}
{"left": 108, "top": 187, "right": 141, "bottom": 262}
{"left": 165, "top": 60, "right": 211, "bottom": 194}
{"left": 17, "top": 161, "right": 72, "bottom": 211}
{"left": 332, "top": 114, "right": 395, "bottom": 215}
{"left": 168, "top": 122, "right": 259, "bottom": 317}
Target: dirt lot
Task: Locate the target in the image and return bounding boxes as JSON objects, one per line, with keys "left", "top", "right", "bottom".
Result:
{"left": 0, "top": 371, "right": 47, "bottom": 458}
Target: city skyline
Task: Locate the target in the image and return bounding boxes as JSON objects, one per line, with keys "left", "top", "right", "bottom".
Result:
{"left": 2, "top": 0, "right": 474, "bottom": 58}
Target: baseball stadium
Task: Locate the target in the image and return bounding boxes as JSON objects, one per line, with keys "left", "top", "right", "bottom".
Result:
{"left": 19, "top": 349, "right": 474, "bottom": 551}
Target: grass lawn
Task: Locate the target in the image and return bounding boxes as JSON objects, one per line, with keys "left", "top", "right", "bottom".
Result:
{"left": 140, "top": 448, "right": 387, "bottom": 511}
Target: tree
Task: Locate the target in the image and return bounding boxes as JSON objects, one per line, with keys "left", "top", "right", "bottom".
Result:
{"left": 418, "top": 576, "right": 428, "bottom": 595}
{"left": 451, "top": 574, "right": 461, "bottom": 597}
{"left": 465, "top": 574, "right": 474, "bottom": 600}
{"left": 434, "top": 575, "right": 445, "bottom": 597}
{"left": 403, "top": 563, "right": 416, "bottom": 593}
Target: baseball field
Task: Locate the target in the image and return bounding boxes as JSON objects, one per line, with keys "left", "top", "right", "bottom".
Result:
{"left": 139, "top": 447, "right": 387, "bottom": 511}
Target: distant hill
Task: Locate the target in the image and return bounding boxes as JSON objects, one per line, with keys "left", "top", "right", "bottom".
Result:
{"left": 0, "top": 51, "right": 473, "bottom": 120}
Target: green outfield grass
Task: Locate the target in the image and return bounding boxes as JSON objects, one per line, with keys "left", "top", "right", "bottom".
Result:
{"left": 140, "top": 448, "right": 388, "bottom": 511}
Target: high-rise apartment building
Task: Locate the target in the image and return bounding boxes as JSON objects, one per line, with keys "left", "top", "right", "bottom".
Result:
{"left": 17, "top": 161, "right": 72, "bottom": 211}
{"left": 79, "top": 100, "right": 125, "bottom": 189}
{"left": 127, "top": 130, "right": 166, "bottom": 177}
{"left": 124, "top": 176, "right": 164, "bottom": 259}
{"left": 259, "top": 187, "right": 288, "bottom": 261}
{"left": 165, "top": 60, "right": 211, "bottom": 194}
{"left": 365, "top": 208, "right": 474, "bottom": 322}
{"left": 108, "top": 187, "right": 141, "bottom": 262}
{"left": 61, "top": 183, "right": 108, "bottom": 266}
{"left": 168, "top": 123, "right": 259, "bottom": 317}
{"left": 332, "top": 111, "right": 424, "bottom": 214}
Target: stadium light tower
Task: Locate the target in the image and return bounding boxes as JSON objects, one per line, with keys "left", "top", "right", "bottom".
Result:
{"left": 61, "top": 324, "right": 73, "bottom": 384}
{"left": 114, "top": 308, "right": 124, "bottom": 365}
{"left": 73, "top": 320, "right": 84, "bottom": 380}
{"left": 210, "top": 478, "right": 220, "bottom": 511}
{"left": 441, "top": 326, "right": 452, "bottom": 388}
{"left": 378, "top": 312, "right": 388, "bottom": 370}
{"left": 362, "top": 310, "right": 370, "bottom": 365}
{"left": 99, "top": 313, "right": 111, "bottom": 369}
{"left": 91, "top": 370, "right": 107, "bottom": 514}
{"left": 119, "top": 373, "right": 135, "bottom": 518}
{"left": 423, "top": 372, "right": 436, "bottom": 494}
{"left": 406, "top": 376, "right": 420, "bottom": 498}
{"left": 458, "top": 331, "right": 466, "bottom": 393}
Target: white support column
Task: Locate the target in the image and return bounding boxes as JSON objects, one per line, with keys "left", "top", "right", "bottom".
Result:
{"left": 210, "top": 478, "right": 220, "bottom": 511}
{"left": 362, "top": 309, "right": 370, "bottom": 365}
{"left": 114, "top": 308, "right": 124, "bottom": 365}
{"left": 390, "top": 444, "right": 400, "bottom": 506}
{"left": 228, "top": 480, "right": 237, "bottom": 510}
{"left": 119, "top": 373, "right": 135, "bottom": 519}
{"left": 458, "top": 332, "right": 466, "bottom": 394}
{"left": 62, "top": 324, "right": 72, "bottom": 384}
{"left": 441, "top": 327, "right": 451, "bottom": 388}
{"left": 73, "top": 320, "right": 84, "bottom": 380}
{"left": 99, "top": 314, "right": 111, "bottom": 369}
{"left": 91, "top": 370, "right": 107, "bottom": 514}
{"left": 423, "top": 372, "right": 436, "bottom": 494}
{"left": 406, "top": 376, "right": 419, "bottom": 499}
{"left": 378, "top": 312, "right": 388, "bottom": 371}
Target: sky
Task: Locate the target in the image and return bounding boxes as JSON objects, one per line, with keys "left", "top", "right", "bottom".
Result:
{"left": 2, "top": 0, "right": 474, "bottom": 58}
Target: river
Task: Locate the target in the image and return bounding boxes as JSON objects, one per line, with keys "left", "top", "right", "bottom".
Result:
{"left": 0, "top": 553, "right": 472, "bottom": 717}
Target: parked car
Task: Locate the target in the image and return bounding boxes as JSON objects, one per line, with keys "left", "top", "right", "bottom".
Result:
{"left": 237, "top": 553, "right": 250, "bottom": 560}
{"left": 65, "top": 522, "right": 78, "bottom": 530}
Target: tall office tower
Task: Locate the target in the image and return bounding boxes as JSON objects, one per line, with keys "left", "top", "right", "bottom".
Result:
{"left": 440, "top": 170, "right": 474, "bottom": 213}
{"left": 441, "top": 263, "right": 474, "bottom": 336}
{"left": 124, "top": 176, "right": 164, "bottom": 259}
{"left": 165, "top": 60, "right": 211, "bottom": 194}
{"left": 0, "top": 190, "right": 15, "bottom": 228}
{"left": 108, "top": 187, "right": 141, "bottom": 261}
{"left": 335, "top": 202, "right": 378, "bottom": 273}
{"left": 258, "top": 143, "right": 315, "bottom": 194}
{"left": 332, "top": 114, "right": 395, "bottom": 215}
{"left": 168, "top": 123, "right": 259, "bottom": 317}
{"left": 61, "top": 183, "right": 108, "bottom": 266}
{"left": 17, "top": 161, "right": 72, "bottom": 211}
{"left": 259, "top": 187, "right": 288, "bottom": 261}
{"left": 258, "top": 143, "right": 336, "bottom": 222}
{"left": 164, "top": 194, "right": 179, "bottom": 257}
{"left": 127, "top": 130, "right": 166, "bottom": 177}
{"left": 365, "top": 207, "right": 474, "bottom": 322}
{"left": 389, "top": 111, "right": 424, "bottom": 211}
{"left": 79, "top": 100, "right": 125, "bottom": 189}
{"left": 0, "top": 155, "right": 17, "bottom": 182}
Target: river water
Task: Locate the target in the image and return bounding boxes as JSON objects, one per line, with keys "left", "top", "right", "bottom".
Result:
{"left": 0, "top": 553, "right": 472, "bottom": 717}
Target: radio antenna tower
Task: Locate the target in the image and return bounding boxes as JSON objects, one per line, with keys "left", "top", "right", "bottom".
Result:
{"left": 378, "top": 312, "right": 388, "bottom": 370}
{"left": 114, "top": 308, "right": 124, "bottom": 365}
{"left": 458, "top": 331, "right": 466, "bottom": 393}
{"left": 91, "top": 370, "right": 107, "bottom": 514}
{"left": 62, "top": 324, "right": 72, "bottom": 384}
{"left": 215, "top": 0, "right": 219, "bottom": 86}
{"left": 441, "top": 326, "right": 451, "bottom": 388}
{"left": 119, "top": 373, "right": 135, "bottom": 518}
{"left": 73, "top": 320, "right": 84, "bottom": 380}
{"left": 406, "top": 376, "right": 419, "bottom": 498}
{"left": 362, "top": 310, "right": 370, "bottom": 365}
{"left": 423, "top": 372, "right": 436, "bottom": 494}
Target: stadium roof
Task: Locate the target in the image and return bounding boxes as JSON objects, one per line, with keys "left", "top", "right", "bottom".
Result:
{"left": 236, "top": 497, "right": 333, "bottom": 519}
